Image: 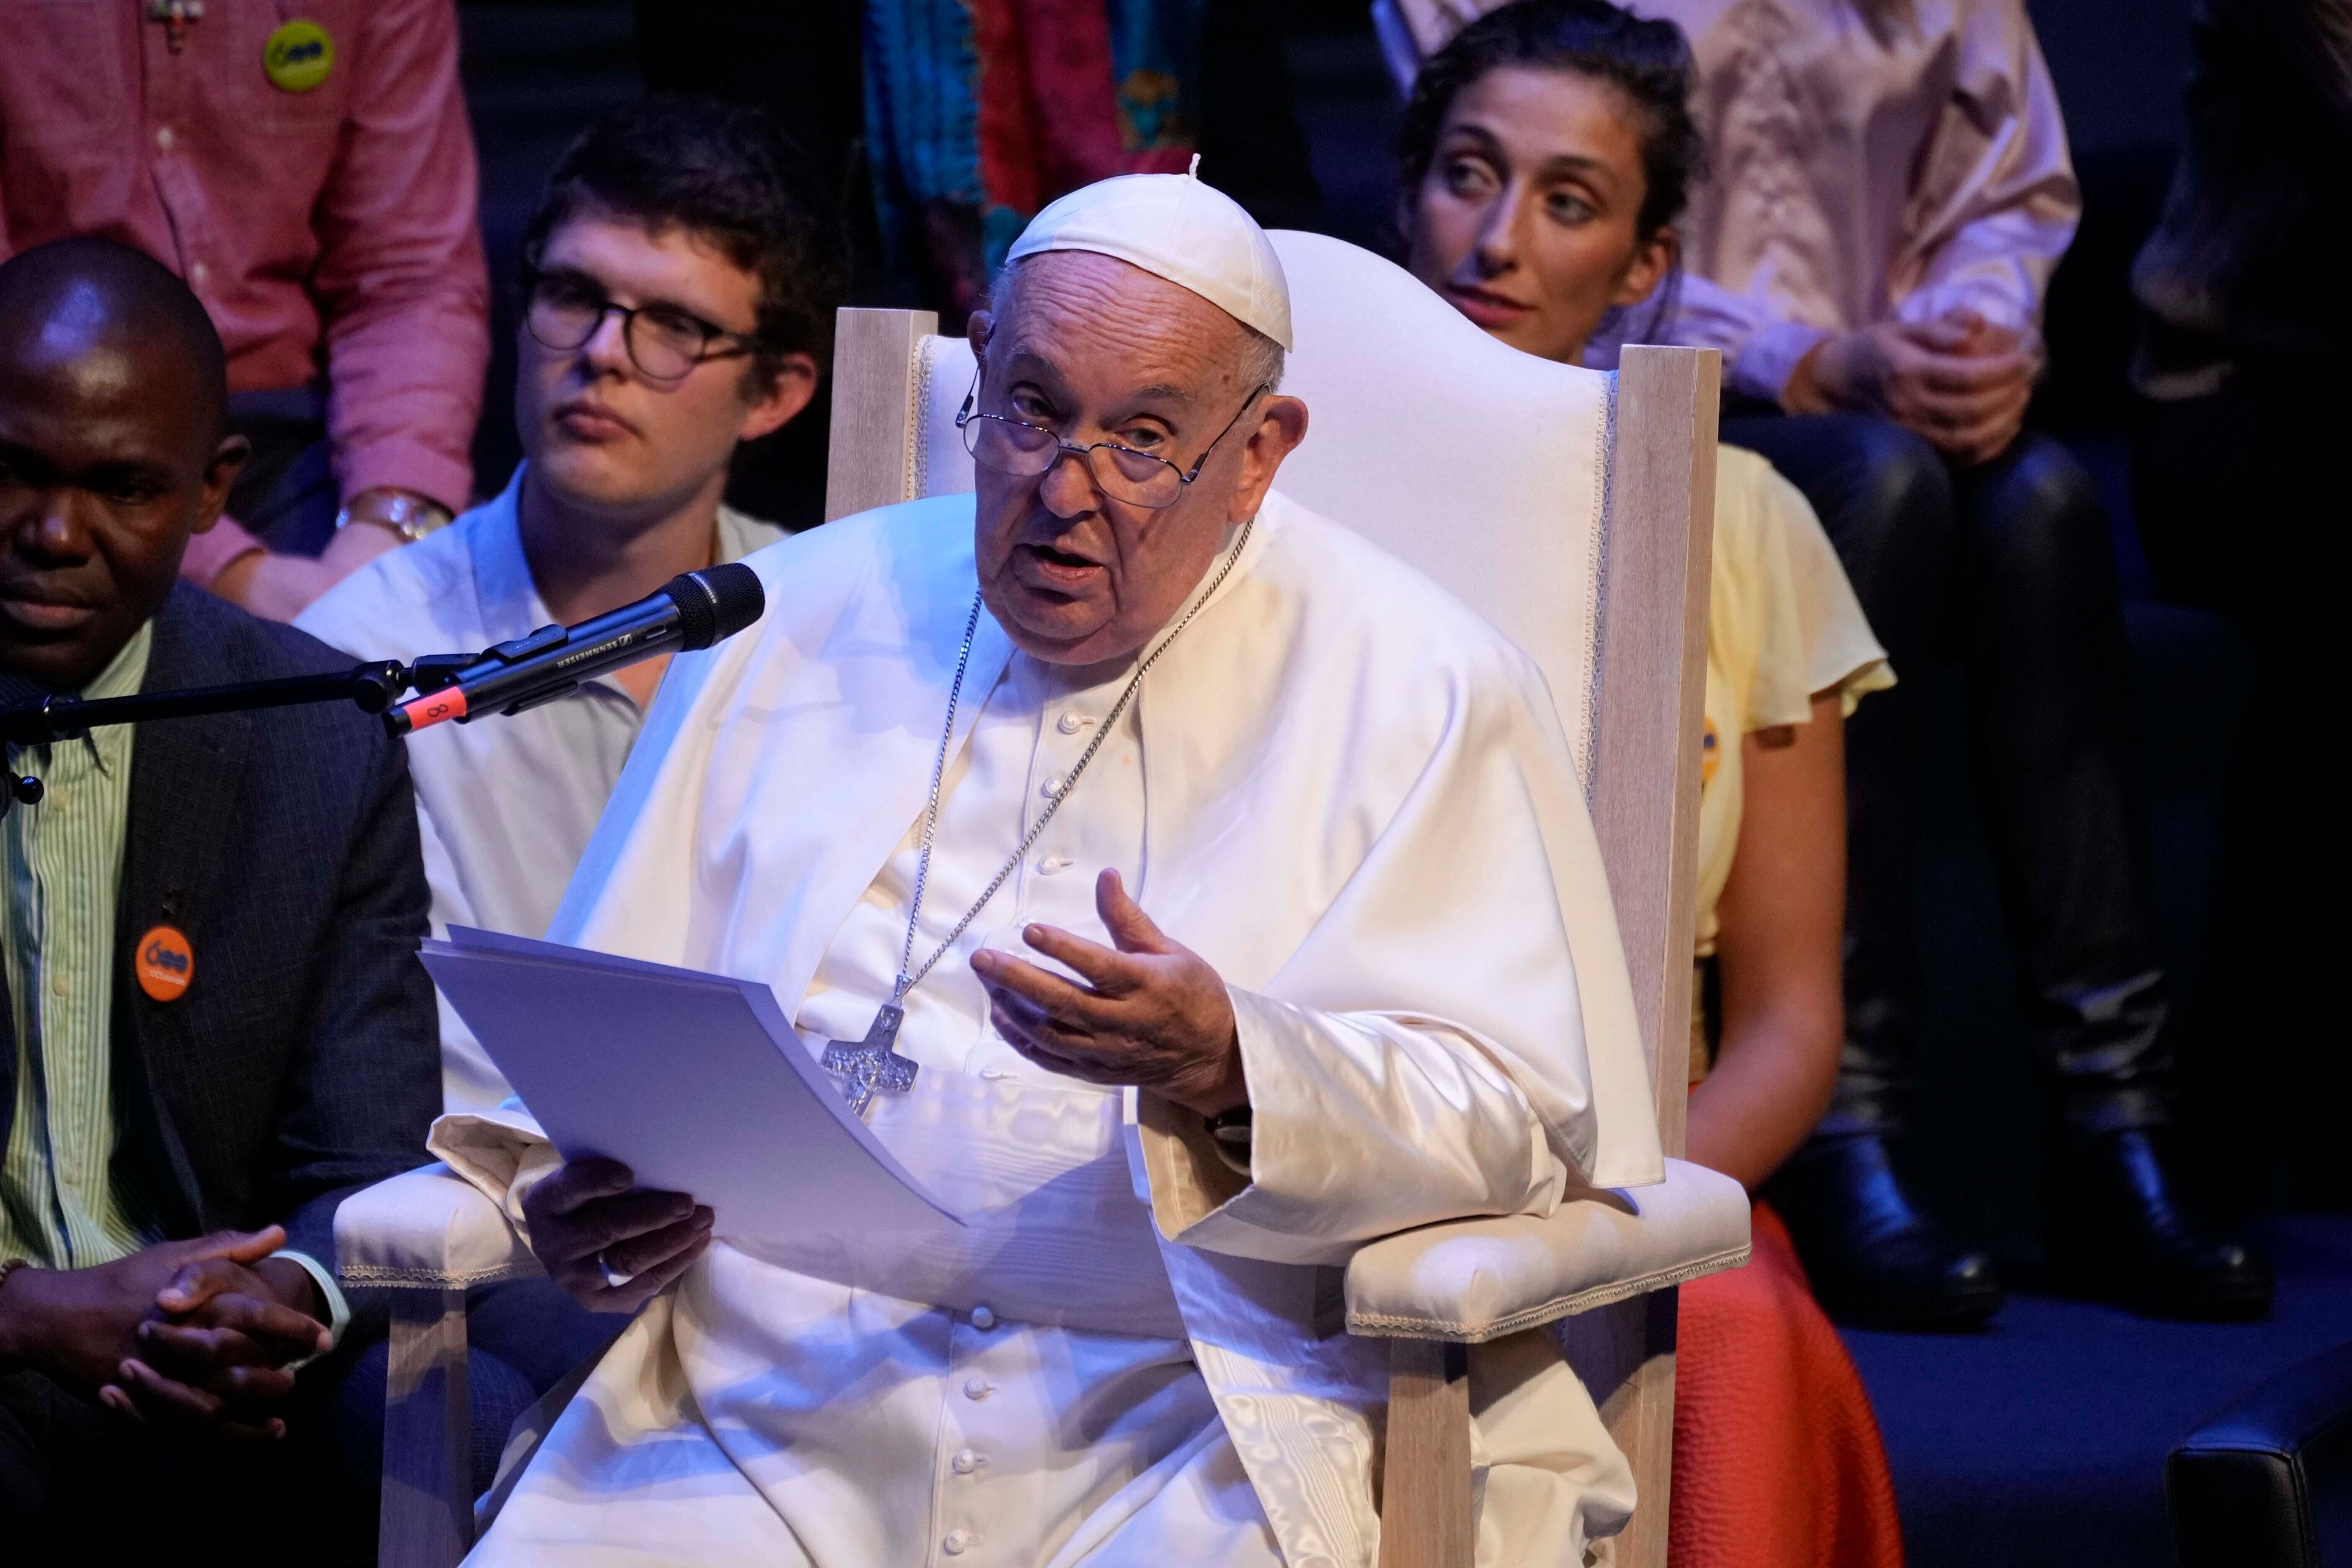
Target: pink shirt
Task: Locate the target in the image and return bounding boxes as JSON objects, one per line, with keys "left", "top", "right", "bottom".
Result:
{"left": 0, "top": 0, "right": 489, "bottom": 511}
{"left": 1382, "top": 0, "right": 2082, "bottom": 401}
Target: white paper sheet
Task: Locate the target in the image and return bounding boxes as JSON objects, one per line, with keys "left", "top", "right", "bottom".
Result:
{"left": 422, "top": 927, "right": 963, "bottom": 1242}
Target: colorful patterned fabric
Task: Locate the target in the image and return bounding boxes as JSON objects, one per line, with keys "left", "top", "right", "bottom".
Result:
{"left": 864, "top": 0, "right": 1206, "bottom": 315}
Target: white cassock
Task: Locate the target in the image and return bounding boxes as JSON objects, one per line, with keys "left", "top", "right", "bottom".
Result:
{"left": 429, "top": 488, "right": 1664, "bottom": 1568}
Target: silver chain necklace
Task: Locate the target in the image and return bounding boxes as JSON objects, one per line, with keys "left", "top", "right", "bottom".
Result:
{"left": 822, "top": 516, "right": 1256, "bottom": 1114}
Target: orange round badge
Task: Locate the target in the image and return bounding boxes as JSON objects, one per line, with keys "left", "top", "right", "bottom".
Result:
{"left": 137, "top": 924, "right": 195, "bottom": 1002}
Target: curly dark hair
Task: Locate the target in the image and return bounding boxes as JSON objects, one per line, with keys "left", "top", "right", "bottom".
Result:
{"left": 519, "top": 95, "right": 847, "bottom": 388}
{"left": 1397, "top": 0, "right": 1706, "bottom": 246}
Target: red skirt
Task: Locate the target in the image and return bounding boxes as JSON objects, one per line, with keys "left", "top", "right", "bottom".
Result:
{"left": 1669, "top": 1202, "right": 1905, "bottom": 1568}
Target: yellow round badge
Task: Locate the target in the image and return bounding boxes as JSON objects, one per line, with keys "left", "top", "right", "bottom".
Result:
{"left": 263, "top": 20, "right": 334, "bottom": 93}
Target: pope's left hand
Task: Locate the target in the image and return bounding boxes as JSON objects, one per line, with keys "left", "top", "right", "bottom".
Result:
{"left": 972, "top": 870, "right": 1247, "bottom": 1118}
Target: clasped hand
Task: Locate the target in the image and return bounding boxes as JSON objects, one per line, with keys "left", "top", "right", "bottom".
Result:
{"left": 0, "top": 1226, "right": 331, "bottom": 1441}
{"left": 1789, "top": 311, "right": 2042, "bottom": 466}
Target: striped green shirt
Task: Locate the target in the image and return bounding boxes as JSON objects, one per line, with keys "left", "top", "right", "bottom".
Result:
{"left": 0, "top": 624, "right": 159, "bottom": 1268}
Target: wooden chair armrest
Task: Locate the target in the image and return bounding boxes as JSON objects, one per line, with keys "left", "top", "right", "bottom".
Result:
{"left": 335, "top": 1162, "right": 541, "bottom": 1292}
{"left": 337, "top": 1164, "right": 532, "bottom": 1568}
{"left": 1344, "top": 1157, "right": 1749, "bottom": 1343}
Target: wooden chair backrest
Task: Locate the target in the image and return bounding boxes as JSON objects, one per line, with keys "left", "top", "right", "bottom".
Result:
{"left": 822, "top": 236, "right": 1717, "bottom": 1568}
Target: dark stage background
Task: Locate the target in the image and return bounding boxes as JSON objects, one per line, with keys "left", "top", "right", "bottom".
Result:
{"left": 451, "top": 7, "right": 2337, "bottom": 1563}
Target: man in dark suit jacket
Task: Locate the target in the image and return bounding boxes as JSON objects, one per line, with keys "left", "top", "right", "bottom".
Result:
{"left": 0, "top": 241, "right": 440, "bottom": 1556}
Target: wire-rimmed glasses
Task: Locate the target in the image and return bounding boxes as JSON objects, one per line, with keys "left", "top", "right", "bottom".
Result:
{"left": 522, "top": 267, "right": 756, "bottom": 384}
{"left": 956, "top": 374, "right": 1269, "bottom": 510}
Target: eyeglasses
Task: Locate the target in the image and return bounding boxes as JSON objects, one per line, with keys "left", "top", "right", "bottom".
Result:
{"left": 955, "top": 374, "right": 1270, "bottom": 510}
{"left": 522, "top": 268, "right": 756, "bottom": 384}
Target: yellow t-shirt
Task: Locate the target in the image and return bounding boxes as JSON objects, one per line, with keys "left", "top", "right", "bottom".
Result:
{"left": 1692, "top": 446, "right": 1892, "bottom": 965}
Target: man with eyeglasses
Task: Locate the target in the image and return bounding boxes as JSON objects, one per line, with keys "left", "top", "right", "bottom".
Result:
{"left": 297, "top": 97, "right": 840, "bottom": 1438}
{"left": 301, "top": 98, "right": 840, "bottom": 1123}
{"left": 431, "top": 170, "right": 1654, "bottom": 1566}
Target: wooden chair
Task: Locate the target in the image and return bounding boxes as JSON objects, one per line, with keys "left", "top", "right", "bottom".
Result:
{"left": 334, "top": 229, "right": 1747, "bottom": 1568}
{"left": 823, "top": 229, "right": 1747, "bottom": 1567}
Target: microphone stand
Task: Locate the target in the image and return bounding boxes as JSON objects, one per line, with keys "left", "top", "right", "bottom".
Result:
{"left": 0, "top": 660, "right": 422, "bottom": 815}
{"left": 0, "top": 564, "right": 744, "bottom": 812}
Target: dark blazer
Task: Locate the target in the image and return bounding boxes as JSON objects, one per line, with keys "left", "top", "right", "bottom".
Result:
{"left": 0, "top": 582, "right": 440, "bottom": 1267}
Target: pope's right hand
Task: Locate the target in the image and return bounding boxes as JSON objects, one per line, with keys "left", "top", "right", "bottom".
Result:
{"left": 522, "top": 1158, "right": 714, "bottom": 1314}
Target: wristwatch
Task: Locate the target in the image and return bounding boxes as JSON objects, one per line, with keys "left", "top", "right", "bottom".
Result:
{"left": 336, "top": 489, "right": 454, "bottom": 544}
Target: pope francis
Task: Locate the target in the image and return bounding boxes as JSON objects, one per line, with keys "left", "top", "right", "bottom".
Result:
{"left": 430, "top": 172, "right": 1663, "bottom": 1567}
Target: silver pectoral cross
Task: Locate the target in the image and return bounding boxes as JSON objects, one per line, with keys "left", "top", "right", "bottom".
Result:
{"left": 821, "top": 1001, "right": 919, "bottom": 1115}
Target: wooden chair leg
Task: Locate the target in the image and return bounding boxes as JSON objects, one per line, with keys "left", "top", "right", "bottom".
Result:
{"left": 380, "top": 1287, "right": 473, "bottom": 1568}
{"left": 1380, "top": 1336, "right": 1474, "bottom": 1568}
{"left": 1560, "top": 1288, "right": 1679, "bottom": 1568}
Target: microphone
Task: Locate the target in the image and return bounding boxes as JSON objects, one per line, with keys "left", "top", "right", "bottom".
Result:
{"left": 387, "top": 563, "right": 766, "bottom": 736}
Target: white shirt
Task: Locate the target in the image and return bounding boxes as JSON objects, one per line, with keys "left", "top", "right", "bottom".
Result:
{"left": 296, "top": 469, "right": 781, "bottom": 1110}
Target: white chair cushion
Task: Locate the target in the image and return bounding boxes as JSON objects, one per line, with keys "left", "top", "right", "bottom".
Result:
{"left": 334, "top": 1161, "right": 541, "bottom": 1290}
{"left": 1343, "top": 1158, "right": 1750, "bottom": 1343}
{"left": 1261, "top": 230, "right": 1613, "bottom": 788}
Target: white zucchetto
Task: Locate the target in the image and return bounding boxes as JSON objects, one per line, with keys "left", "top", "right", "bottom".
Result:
{"left": 1006, "top": 164, "right": 1294, "bottom": 350}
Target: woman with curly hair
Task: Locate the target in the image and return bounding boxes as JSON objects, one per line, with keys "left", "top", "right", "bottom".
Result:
{"left": 1396, "top": 6, "right": 1905, "bottom": 1562}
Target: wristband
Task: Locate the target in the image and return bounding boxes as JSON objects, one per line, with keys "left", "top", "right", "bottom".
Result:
{"left": 266, "top": 1250, "right": 350, "bottom": 1372}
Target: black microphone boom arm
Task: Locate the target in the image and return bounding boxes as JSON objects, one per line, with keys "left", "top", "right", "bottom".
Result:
{"left": 0, "top": 662, "right": 412, "bottom": 812}
{"left": 0, "top": 564, "right": 766, "bottom": 814}
{"left": 384, "top": 562, "right": 764, "bottom": 736}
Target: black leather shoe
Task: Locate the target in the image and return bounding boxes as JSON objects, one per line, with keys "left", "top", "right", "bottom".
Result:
{"left": 2042, "top": 1125, "right": 2272, "bottom": 1321}
{"left": 1763, "top": 1134, "right": 2005, "bottom": 1331}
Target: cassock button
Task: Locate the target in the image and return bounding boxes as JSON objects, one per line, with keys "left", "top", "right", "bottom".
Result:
{"left": 970, "top": 1304, "right": 997, "bottom": 1330}
{"left": 963, "top": 1375, "right": 992, "bottom": 1401}
{"left": 1037, "top": 856, "right": 1069, "bottom": 876}
{"left": 1057, "top": 712, "right": 1085, "bottom": 735}
{"left": 943, "top": 1529, "right": 973, "bottom": 1555}
{"left": 1041, "top": 774, "right": 1065, "bottom": 798}
{"left": 952, "top": 1448, "right": 981, "bottom": 1474}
